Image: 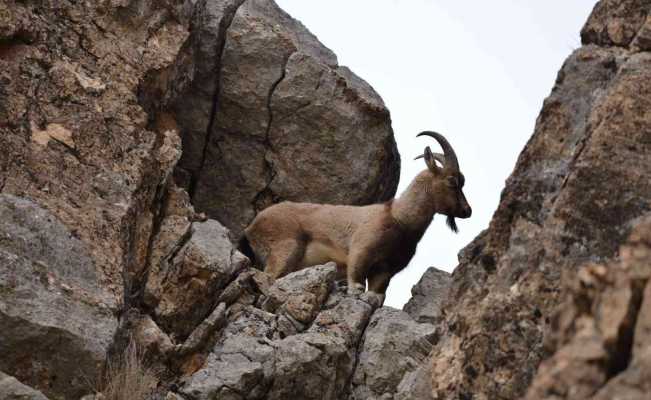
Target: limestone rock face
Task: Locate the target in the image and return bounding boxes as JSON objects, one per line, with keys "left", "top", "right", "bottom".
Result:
{"left": 429, "top": 1, "right": 651, "bottom": 398}
{"left": 167, "top": 0, "right": 400, "bottom": 236}
{"left": 0, "top": 0, "right": 191, "bottom": 301}
{"left": 525, "top": 217, "right": 651, "bottom": 399}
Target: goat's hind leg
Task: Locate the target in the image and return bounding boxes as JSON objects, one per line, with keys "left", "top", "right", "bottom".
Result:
{"left": 366, "top": 270, "right": 391, "bottom": 306}
{"left": 264, "top": 239, "right": 304, "bottom": 279}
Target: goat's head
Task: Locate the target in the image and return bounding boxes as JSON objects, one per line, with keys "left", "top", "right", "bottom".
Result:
{"left": 415, "top": 131, "right": 472, "bottom": 232}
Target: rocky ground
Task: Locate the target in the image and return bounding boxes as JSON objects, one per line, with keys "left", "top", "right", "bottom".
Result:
{"left": 1, "top": 0, "right": 650, "bottom": 399}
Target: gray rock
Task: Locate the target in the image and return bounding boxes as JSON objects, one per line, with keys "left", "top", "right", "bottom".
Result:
{"left": 403, "top": 267, "right": 451, "bottom": 324}
{"left": 180, "top": 265, "right": 380, "bottom": 400}
{"left": 263, "top": 263, "right": 337, "bottom": 320}
{"left": 308, "top": 290, "right": 375, "bottom": 346}
{"left": 0, "top": 195, "right": 117, "bottom": 400}
{"left": 0, "top": 372, "right": 50, "bottom": 400}
{"left": 267, "top": 333, "right": 352, "bottom": 400}
{"left": 177, "top": 303, "right": 227, "bottom": 356}
{"left": 180, "top": 305, "right": 276, "bottom": 400}
{"left": 177, "top": 0, "right": 399, "bottom": 236}
{"left": 144, "top": 219, "right": 249, "bottom": 340}
{"left": 110, "top": 308, "right": 175, "bottom": 363}
{"left": 395, "top": 361, "right": 434, "bottom": 400}
{"left": 352, "top": 308, "right": 436, "bottom": 399}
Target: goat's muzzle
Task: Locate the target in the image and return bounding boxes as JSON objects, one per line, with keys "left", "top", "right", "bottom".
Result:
{"left": 459, "top": 205, "right": 472, "bottom": 219}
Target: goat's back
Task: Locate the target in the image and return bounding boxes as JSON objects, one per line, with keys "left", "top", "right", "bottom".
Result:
{"left": 245, "top": 201, "right": 382, "bottom": 256}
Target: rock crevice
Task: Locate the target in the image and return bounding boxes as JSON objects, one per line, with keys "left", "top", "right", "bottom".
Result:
{"left": 188, "top": 0, "right": 247, "bottom": 200}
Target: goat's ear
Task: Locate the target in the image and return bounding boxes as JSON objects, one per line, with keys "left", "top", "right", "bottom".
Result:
{"left": 424, "top": 146, "right": 443, "bottom": 174}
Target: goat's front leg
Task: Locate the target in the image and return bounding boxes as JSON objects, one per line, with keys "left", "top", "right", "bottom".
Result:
{"left": 346, "top": 250, "right": 373, "bottom": 295}
{"left": 368, "top": 271, "right": 391, "bottom": 295}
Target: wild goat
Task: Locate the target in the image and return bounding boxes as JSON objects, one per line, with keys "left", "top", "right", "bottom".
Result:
{"left": 242, "top": 131, "right": 471, "bottom": 299}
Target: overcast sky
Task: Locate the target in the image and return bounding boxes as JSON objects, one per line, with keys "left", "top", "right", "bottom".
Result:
{"left": 275, "top": 0, "right": 599, "bottom": 307}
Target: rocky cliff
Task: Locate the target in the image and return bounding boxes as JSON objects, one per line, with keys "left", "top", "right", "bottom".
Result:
{"left": 0, "top": 0, "right": 403, "bottom": 399}
{"left": 428, "top": 1, "right": 651, "bottom": 399}
{"left": 1, "top": 0, "right": 651, "bottom": 400}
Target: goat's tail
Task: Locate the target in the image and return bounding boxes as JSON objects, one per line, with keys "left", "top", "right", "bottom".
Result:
{"left": 237, "top": 234, "right": 257, "bottom": 267}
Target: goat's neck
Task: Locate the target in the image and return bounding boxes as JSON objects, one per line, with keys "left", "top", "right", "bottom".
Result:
{"left": 391, "top": 171, "right": 437, "bottom": 234}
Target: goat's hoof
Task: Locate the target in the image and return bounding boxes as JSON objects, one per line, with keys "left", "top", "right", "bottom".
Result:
{"left": 347, "top": 283, "right": 365, "bottom": 296}
{"left": 361, "top": 292, "right": 385, "bottom": 308}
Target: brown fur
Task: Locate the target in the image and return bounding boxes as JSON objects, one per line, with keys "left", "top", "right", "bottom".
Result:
{"left": 244, "top": 167, "right": 471, "bottom": 300}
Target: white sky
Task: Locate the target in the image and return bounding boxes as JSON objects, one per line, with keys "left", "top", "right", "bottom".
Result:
{"left": 275, "top": 0, "right": 599, "bottom": 307}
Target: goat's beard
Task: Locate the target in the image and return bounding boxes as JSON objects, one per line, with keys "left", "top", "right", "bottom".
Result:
{"left": 446, "top": 216, "right": 458, "bottom": 233}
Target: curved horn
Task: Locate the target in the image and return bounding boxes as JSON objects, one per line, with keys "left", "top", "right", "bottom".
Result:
{"left": 417, "top": 131, "right": 459, "bottom": 172}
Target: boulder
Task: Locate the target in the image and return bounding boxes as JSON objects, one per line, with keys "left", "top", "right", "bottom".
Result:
{"left": 144, "top": 219, "right": 249, "bottom": 340}
{"left": 0, "top": 194, "right": 117, "bottom": 399}
{"left": 262, "top": 263, "right": 337, "bottom": 316}
{"left": 403, "top": 267, "right": 451, "bottom": 324}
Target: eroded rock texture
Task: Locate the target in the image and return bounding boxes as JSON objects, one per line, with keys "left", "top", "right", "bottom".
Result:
{"left": 525, "top": 217, "right": 651, "bottom": 399}
{"left": 0, "top": 195, "right": 116, "bottom": 400}
{"left": 429, "top": 1, "right": 651, "bottom": 398}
